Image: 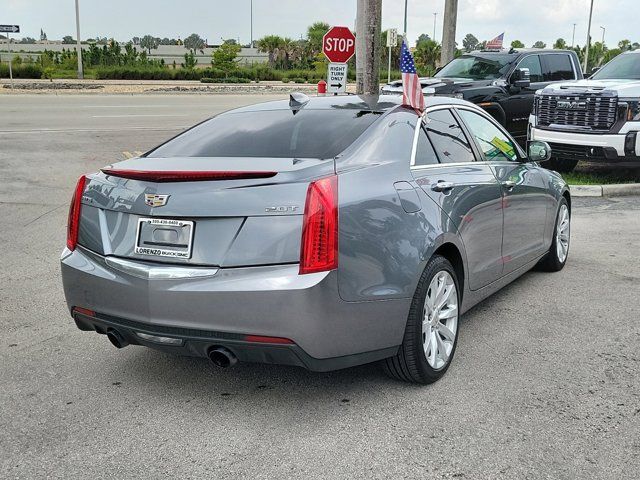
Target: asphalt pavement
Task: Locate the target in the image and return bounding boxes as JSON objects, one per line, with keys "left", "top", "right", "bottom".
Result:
{"left": 1, "top": 94, "right": 639, "bottom": 479}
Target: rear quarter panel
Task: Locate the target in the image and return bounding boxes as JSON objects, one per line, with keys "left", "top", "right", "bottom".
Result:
{"left": 335, "top": 109, "right": 464, "bottom": 302}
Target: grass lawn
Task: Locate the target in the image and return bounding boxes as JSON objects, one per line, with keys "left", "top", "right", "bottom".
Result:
{"left": 561, "top": 171, "right": 640, "bottom": 185}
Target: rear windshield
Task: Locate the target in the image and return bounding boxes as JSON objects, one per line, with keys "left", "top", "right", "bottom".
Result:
{"left": 591, "top": 53, "right": 640, "bottom": 80}
{"left": 148, "top": 109, "right": 382, "bottom": 159}
{"left": 435, "top": 53, "right": 517, "bottom": 80}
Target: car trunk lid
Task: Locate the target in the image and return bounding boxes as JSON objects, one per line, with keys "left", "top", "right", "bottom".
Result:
{"left": 78, "top": 156, "right": 334, "bottom": 267}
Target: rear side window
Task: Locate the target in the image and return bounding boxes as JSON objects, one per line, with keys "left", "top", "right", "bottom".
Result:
{"left": 414, "top": 127, "right": 439, "bottom": 166}
{"left": 148, "top": 109, "right": 381, "bottom": 159}
{"left": 517, "top": 55, "right": 543, "bottom": 83}
{"left": 424, "top": 109, "right": 475, "bottom": 164}
{"left": 544, "top": 54, "right": 575, "bottom": 81}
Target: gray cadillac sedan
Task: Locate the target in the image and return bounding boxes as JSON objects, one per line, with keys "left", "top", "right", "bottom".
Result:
{"left": 61, "top": 94, "right": 570, "bottom": 384}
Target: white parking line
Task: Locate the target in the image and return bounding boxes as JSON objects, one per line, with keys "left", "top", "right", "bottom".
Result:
{"left": 0, "top": 126, "right": 186, "bottom": 134}
{"left": 83, "top": 105, "right": 172, "bottom": 108}
{"left": 91, "top": 114, "right": 188, "bottom": 118}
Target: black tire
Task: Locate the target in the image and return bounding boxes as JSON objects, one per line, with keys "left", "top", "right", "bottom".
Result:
{"left": 537, "top": 198, "right": 570, "bottom": 272}
{"left": 545, "top": 156, "right": 578, "bottom": 173}
{"left": 383, "top": 255, "right": 460, "bottom": 384}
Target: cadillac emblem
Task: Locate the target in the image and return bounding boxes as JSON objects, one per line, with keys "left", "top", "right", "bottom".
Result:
{"left": 144, "top": 194, "right": 170, "bottom": 207}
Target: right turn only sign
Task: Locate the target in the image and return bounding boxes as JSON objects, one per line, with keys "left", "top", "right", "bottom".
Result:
{"left": 327, "top": 63, "right": 347, "bottom": 94}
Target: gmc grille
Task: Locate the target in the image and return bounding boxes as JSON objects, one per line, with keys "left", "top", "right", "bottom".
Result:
{"left": 537, "top": 93, "right": 618, "bottom": 131}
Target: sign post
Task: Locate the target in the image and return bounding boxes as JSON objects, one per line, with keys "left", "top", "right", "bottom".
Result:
{"left": 322, "top": 26, "right": 356, "bottom": 96}
{"left": 386, "top": 28, "right": 398, "bottom": 84}
{"left": 0, "top": 25, "right": 20, "bottom": 89}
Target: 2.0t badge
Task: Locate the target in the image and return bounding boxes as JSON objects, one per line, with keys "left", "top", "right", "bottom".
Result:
{"left": 144, "top": 194, "right": 170, "bottom": 207}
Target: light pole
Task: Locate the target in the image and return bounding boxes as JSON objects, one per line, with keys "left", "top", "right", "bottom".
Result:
{"left": 250, "top": 0, "right": 253, "bottom": 48}
{"left": 75, "top": 0, "right": 84, "bottom": 79}
{"left": 433, "top": 12, "right": 437, "bottom": 40}
{"left": 583, "top": 0, "right": 594, "bottom": 74}
{"left": 571, "top": 23, "right": 576, "bottom": 47}
{"left": 599, "top": 26, "right": 605, "bottom": 45}
{"left": 403, "top": 0, "right": 408, "bottom": 34}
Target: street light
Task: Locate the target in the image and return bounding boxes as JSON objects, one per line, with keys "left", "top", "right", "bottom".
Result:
{"left": 571, "top": 23, "right": 576, "bottom": 48}
{"left": 403, "top": 0, "right": 408, "bottom": 34}
{"left": 600, "top": 26, "right": 605, "bottom": 45}
{"left": 250, "top": 0, "right": 253, "bottom": 48}
{"left": 433, "top": 12, "right": 438, "bottom": 40}
{"left": 75, "top": 0, "right": 84, "bottom": 79}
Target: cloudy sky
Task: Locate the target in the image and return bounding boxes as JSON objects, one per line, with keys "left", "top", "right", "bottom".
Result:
{"left": 4, "top": 0, "right": 637, "bottom": 48}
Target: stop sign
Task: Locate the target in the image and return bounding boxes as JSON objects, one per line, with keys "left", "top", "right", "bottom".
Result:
{"left": 322, "top": 26, "right": 356, "bottom": 63}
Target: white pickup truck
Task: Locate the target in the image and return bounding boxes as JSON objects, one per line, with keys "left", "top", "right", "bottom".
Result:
{"left": 529, "top": 50, "right": 640, "bottom": 172}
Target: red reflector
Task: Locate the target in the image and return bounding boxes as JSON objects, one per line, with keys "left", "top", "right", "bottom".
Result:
{"left": 66, "top": 175, "right": 87, "bottom": 251}
{"left": 73, "top": 307, "right": 95, "bottom": 317}
{"left": 299, "top": 175, "right": 338, "bottom": 275}
{"left": 101, "top": 169, "right": 277, "bottom": 182}
{"left": 244, "top": 335, "right": 294, "bottom": 345}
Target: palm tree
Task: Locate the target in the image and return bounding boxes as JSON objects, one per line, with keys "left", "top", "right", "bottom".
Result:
{"left": 414, "top": 40, "right": 441, "bottom": 74}
{"left": 280, "top": 37, "right": 297, "bottom": 69}
{"left": 257, "top": 35, "right": 283, "bottom": 69}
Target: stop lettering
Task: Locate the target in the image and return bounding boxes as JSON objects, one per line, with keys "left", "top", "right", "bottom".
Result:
{"left": 322, "top": 26, "right": 356, "bottom": 63}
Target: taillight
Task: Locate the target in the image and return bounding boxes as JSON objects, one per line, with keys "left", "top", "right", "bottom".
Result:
{"left": 299, "top": 175, "right": 338, "bottom": 275}
{"left": 66, "top": 175, "right": 87, "bottom": 251}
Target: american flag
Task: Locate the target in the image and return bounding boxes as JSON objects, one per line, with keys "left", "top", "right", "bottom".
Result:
{"left": 486, "top": 33, "right": 504, "bottom": 50}
{"left": 400, "top": 40, "right": 425, "bottom": 112}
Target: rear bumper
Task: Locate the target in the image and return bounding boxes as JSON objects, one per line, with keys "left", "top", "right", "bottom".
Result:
{"left": 61, "top": 246, "right": 409, "bottom": 368}
{"left": 72, "top": 310, "right": 398, "bottom": 372}
{"left": 530, "top": 126, "right": 640, "bottom": 162}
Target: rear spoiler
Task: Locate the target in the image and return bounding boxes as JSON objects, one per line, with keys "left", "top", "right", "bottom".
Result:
{"left": 101, "top": 169, "right": 277, "bottom": 182}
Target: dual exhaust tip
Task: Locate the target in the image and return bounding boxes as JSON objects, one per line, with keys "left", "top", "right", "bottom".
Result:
{"left": 105, "top": 328, "right": 237, "bottom": 368}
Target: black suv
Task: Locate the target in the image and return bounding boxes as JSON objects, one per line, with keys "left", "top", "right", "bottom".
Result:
{"left": 381, "top": 48, "right": 583, "bottom": 143}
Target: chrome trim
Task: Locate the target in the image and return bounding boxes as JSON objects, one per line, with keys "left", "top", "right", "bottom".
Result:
{"left": 411, "top": 160, "right": 492, "bottom": 170}
{"left": 410, "top": 111, "right": 426, "bottom": 166}
{"left": 104, "top": 256, "right": 219, "bottom": 280}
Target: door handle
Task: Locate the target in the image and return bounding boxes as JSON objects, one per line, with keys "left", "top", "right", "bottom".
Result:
{"left": 502, "top": 180, "right": 516, "bottom": 190}
{"left": 431, "top": 181, "right": 455, "bottom": 192}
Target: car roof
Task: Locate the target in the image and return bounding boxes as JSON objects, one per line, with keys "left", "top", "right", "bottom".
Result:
{"left": 468, "top": 48, "right": 574, "bottom": 55}
{"left": 227, "top": 94, "right": 470, "bottom": 114}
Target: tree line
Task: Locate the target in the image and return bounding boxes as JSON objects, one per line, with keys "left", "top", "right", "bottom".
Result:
{"left": 4, "top": 24, "right": 639, "bottom": 80}
{"left": 461, "top": 33, "right": 639, "bottom": 71}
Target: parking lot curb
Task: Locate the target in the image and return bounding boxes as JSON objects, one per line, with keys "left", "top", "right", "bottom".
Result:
{"left": 571, "top": 183, "right": 640, "bottom": 197}
{"left": 571, "top": 185, "right": 603, "bottom": 197}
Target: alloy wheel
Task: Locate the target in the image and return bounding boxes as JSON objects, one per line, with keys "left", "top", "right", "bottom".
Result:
{"left": 556, "top": 204, "right": 570, "bottom": 263}
{"left": 422, "top": 271, "right": 458, "bottom": 370}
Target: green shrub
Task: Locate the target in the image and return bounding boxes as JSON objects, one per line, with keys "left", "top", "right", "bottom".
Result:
{"left": 95, "top": 66, "right": 175, "bottom": 80}
{"left": 200, "top": 77, "right": 251, "bottom": 84}
{"left": 281, "top": 77, "right": 290, "bottom": 83}
{"left": 292, "top": 77, "right": 306, "bottom": 83}
{"left": 0, "top": 63, "right": 43, "bottom": 79}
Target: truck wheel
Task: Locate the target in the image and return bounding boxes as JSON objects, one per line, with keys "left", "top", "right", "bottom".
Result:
{"left": 545, "top": 157, "right": 578, "bottom": 173}
{"left": 383, "top": 255, "right": 460, "bottom": 384}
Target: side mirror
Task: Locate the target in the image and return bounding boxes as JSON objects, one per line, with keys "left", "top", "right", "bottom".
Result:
{"left": 512, "top": 67, "right": 531, "bottom": 88}
{"left": 589, "top": 66, "right": 600, "bottom": 78}
{"left": 527, "top": 140, "right": 551, "bottom": 163}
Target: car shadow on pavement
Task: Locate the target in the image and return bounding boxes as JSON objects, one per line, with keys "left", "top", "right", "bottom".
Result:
{"left": 93, "top": 269, "right": 545, "bottom": 410}
{"left": 106, "top": 343, "right": 413, "bottom": 409}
